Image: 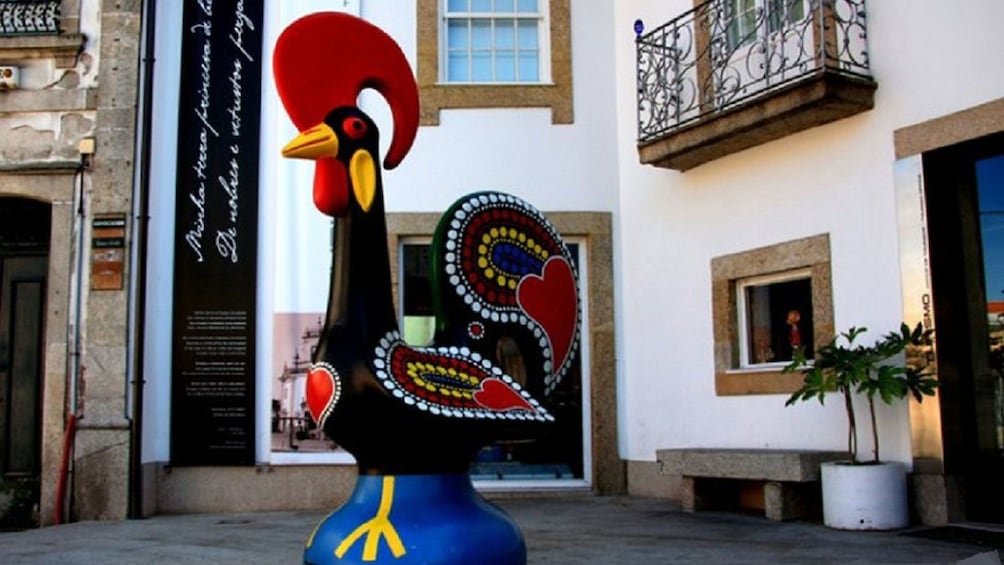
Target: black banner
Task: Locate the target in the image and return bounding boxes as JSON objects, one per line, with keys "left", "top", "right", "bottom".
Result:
{"left": 170, "top": 0, "right": 263, "bottom": 466}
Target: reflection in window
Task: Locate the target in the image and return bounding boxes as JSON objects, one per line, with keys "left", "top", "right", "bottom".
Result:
{"left": 738, "top": 270, "right": 814, "bottom": 366}
{"left": 725, "top": 0, "right": 806, "bottom": 50}
{"left": 401, "top": 243, "right": 435, "bottom": 346}
{"left": 976, "top": 154, "right": 1004, "bottom": 450}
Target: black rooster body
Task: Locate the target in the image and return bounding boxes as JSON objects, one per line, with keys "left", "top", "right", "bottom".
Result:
{"left": 290, "top": 108, "right": 578, "bottom": 476}
{"left": 275, "top": 12, "right": 579, "bottom": 563}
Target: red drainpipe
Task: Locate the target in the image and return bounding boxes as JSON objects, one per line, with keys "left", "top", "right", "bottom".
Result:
{"left": 53, "top": 412, "right": 78, "bottom": 525}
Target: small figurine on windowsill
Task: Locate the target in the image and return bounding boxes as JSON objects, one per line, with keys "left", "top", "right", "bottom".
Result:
{"left": 787, "top": 309, "right": 802, "bottom": 353}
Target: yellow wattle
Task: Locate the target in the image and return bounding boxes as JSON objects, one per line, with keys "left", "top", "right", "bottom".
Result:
{"left": 350, "top": 149, "right": 377, "bottom": 212}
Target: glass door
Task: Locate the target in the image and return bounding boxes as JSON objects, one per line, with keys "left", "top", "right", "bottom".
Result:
{"left": 924, "top": 132, "right": 1004, "bottom": 522}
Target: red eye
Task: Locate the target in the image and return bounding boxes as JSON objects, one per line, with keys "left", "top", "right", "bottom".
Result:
{"left": 342, "top": 117, "right": 368, "bottom": 140}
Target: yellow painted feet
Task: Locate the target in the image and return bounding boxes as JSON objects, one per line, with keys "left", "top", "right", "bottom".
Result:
{"left": 333, "top": 476, "right": 406, "bottom": 561}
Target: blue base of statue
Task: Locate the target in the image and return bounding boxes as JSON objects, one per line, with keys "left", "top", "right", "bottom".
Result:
{"left": 303, "top": 474, "right": 526, "bottom": 564}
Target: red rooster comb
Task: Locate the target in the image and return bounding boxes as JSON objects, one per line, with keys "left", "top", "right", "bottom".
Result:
{"left": 273, "top": 12, "right": 419, "bottom": 169}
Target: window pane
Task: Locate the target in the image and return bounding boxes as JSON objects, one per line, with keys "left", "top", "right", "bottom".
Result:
{"left": 471, "top": 0, "right": 491, "bottom": 11}
{"left": 495, "top": 20, "right": 515, "bottom": 49}
{"left": 496, "top": 51, "right": 516, "bottom": 81}
{"left": 447, "top": 20, "right": 469, "bottom": 48}
{"left": 471, "top": 51, "right": 492, "bottom": 81}
{"left": 788, "top": 0, "right": 805, "bottom": 23}
{"left": 494, "top": 0, "right": 514, "bottom": 12}
{"left": 727, "top": 0, "right": 757, "bottom": 47}
{"left": 471, "top": 18, "right": 491, "bottom": 49}
{"left": 447, "top": 0, "right": 468, "bottom": 12}
{"left": 517, "top": 52, "right": 538, "bottom": 82}
{"left": 402, "top": 244, "right": 435, "bottom": 346}
{"left": 517, "top": 0, "right": 538, "bottom": 12}
{"left": 742, "top": 277, "right": 813, "bottom": 364}
{"left": 447, "top": 52, "right": 469, "bottom": 81}
{"left": 517, "top": 20, "right": 538, "bottom": 49}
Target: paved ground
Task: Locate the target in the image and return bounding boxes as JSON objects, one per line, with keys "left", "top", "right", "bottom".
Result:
{"left": 1, "top": 496, "right": 1002, "bottom": 564}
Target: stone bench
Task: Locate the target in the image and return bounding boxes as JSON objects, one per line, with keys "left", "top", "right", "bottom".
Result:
{"left": 656, "top": 448, "right": 847, "bottom": 521}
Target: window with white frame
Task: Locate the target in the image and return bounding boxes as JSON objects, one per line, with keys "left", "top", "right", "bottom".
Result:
{"left": 736, "top": 269, "right": 814, "bottom": 367}
{"left": 442, "top": 0, "right": 547, "bottom": 83}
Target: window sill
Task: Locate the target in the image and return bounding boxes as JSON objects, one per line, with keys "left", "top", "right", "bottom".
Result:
{"left": 715, "top": 368, "right": 805, "bottom": 396}
{"left": 0, "top": 33, "right": 86, "bottom": 68}
{"left": 419, "top": 81, "right": 572, "bottom": 126}
{"left": 434, "top": 81, "right": 556, "bottom": 87}
{"left": 0, "top": 87, "right": 96, "bottom": 112}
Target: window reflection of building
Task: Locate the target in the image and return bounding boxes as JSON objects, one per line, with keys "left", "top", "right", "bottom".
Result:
{"left": 272, "top": 317, "right": 341, "bottom": 453}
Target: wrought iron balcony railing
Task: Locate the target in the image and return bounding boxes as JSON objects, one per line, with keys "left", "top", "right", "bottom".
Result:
{"left": 636, "top": 0, "right": 871, "bottom": 143}
{"left": 0, "top": 0, "right": 61, "bottom": 36}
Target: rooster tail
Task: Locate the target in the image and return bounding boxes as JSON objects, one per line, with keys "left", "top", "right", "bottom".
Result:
{"left": 430, "top": 191, "right": 581, "bottom": 399}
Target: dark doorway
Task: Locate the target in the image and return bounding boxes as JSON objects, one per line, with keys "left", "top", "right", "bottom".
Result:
{"left": 923, "top": 132, "right": 1004, "bottom": 523}
{"left": 0, "top": 197, "right": 50, "bottom": 529}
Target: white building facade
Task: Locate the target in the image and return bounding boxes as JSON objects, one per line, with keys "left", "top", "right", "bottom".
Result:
{"left": 1, "top": 0, "right": 1001, "bottom": 525}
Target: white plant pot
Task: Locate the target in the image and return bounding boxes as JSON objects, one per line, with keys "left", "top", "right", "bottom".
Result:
{"left": 820, "top": 461, "right": 908, "bottom": 530}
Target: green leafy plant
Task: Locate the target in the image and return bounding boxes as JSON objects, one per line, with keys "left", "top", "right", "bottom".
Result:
{"left": 783, "top": 322, "right": 938, "bottom": 463}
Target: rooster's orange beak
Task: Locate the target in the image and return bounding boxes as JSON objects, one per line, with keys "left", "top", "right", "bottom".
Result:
{"left": 282, "top": 122, "right": 339, "bottom": 159}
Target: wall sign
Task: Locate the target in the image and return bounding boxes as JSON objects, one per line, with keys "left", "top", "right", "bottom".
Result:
{"left": 170, "top": 0, "right": 264, "bottom": 466}
{"left": 91, "top": 214, "right": 126, "bottom": 290}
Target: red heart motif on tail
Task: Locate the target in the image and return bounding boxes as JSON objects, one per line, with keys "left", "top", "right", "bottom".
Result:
{"left": 473, "top": 378, "right": 535, "bottom": 413}
{"left": 516, "top": 256, "right": 578, "bottom": 378}
{"left": 305, "top": 363, "right": 341, "bottom": 429}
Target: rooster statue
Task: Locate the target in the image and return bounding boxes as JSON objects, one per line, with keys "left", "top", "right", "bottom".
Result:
{"left": 274, "top": 12, "right": 580, "bottom": 565}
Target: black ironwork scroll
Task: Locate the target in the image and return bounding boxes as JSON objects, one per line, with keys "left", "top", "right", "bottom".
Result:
{"left": 636, "top": 0, "right": 871, "bottom": 142}
{"left": 0, "top": 1, "right": 60, "bottom": 35}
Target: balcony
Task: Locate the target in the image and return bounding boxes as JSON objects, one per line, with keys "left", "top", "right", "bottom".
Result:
{"left": 1, "top": 0, "right": 60, "bottom": 35}
{"left": 0, "top": 1, "right": 83, "bottom": 68}
{"left": 636, "top": 0, "right": 877, "bottom": 171}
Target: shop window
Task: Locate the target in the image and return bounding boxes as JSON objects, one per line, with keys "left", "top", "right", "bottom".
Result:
{"left": 712, "top": 234, "right": 833, "bottom": 395}
{"left": 737, "top": 269, "right": 814, "bottom": 367}
{"left": 395, "top": 235, "right": 587, "bottom": 482}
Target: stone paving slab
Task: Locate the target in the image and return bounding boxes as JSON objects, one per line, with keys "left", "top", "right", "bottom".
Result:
{"left": 0, "top": 496, "right": 1000, "bottom": 564}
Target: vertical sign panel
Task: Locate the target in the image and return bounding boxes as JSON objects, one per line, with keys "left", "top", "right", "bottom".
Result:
{"left": 894, "top": 154, "right": 943, "bottom": 461}
{"left": 171, "top": 0, "right": 264, "bottom": 465}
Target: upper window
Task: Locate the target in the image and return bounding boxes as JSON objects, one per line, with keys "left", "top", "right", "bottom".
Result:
{"left": 442, "top": 0, "right": 547, "bottom": 84}
{"left": 416, "top": 0, "right": 572, "bottom": 125}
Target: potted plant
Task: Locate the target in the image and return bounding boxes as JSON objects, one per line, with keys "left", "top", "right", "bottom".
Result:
{"left": 783, "top": 322, "right": 937, "bottom": 530}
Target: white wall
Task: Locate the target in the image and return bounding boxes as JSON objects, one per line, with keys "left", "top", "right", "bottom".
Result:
{"left": 364, "top": 0, "right": 620, "bottom": 213}
{"left": 143, "top": 0, "right": 1004, "bottom": 470}
{"left": 612, "top": 0, "right": 1004, "bottom": 464}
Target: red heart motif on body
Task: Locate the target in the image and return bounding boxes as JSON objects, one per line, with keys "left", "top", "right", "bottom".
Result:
{"left": 472, "top": 378, "right": 535, "bottom": 413}
{"left": 516, "top": 256, "right": 578, "bottom": 378}
{"left": 305, "top": 363, "right": 340, "bottom": 429}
